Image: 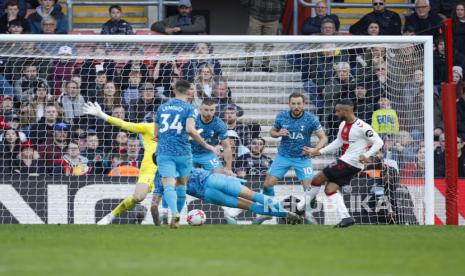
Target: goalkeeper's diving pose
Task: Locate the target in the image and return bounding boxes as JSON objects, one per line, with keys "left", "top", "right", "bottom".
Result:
{"left": 83, "top": 102, "right": 158, "bottom": 225}
{"left": 151, "top": 168, "right": 300, "bottom": 225}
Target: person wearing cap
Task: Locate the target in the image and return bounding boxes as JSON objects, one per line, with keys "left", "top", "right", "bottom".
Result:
{"left": 0, "top": 0, "right": 27, "bottom": 34}
{"left": 57, "top": 80, "right": 85, "bottom": 123}
{"left": 13, "top": 61, "right": 49, "bottom": 102}
{"left": 27, "top": 0, "right": 67, "bottom": 34}
{"left": 53, "top": 142, "right": 91, "bottom": 176}
{"left": 453, "top": 65, "right": 463, "bottom": 84}
{"left": 12, "top": 140, "right": 44, "bottom": 176}
{"left": 101, "top": 5, "right": 134, "bottom": 35}
{"left": 150, "top": 0, "right": 206, "bottom": 35}
{"left": 82, "top": 101, "right": 158, "bottom": 225}
{"left": 127, "top": 82, "right": 163, "bottom": 123}
{"left": 37, "top": 121, "right": 69, "bottom": 172}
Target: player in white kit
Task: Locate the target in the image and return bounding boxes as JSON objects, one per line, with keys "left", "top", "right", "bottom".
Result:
{"left": 302, "top": 99, "right": 384, "bottom": 228}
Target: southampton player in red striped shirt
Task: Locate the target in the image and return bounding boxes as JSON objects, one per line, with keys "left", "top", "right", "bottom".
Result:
{"left": 302, "top": 99, "right": 384, "bottom": 227}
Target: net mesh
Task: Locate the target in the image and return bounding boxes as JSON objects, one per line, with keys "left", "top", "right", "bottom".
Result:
{"left": 0, "top": 38, "right": 427, "bottom": 225}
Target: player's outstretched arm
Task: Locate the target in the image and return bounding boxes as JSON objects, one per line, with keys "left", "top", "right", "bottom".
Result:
{"left": 270, "top": 127, "right": 288, "bottom": 138}
{"left": 82, "top": 102, "right": 148, "bottom": 134}
{"left": 186, "top": 118, "right": 220, "bottom": 155}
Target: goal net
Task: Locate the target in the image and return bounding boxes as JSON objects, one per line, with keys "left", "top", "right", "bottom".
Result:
{"left": 0, "top": 35, "right": 434, "bottom": 225}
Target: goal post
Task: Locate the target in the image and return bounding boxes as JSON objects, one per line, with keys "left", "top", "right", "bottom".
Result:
{"left": 0, "top": 34, "right": 435, "bottom": 225}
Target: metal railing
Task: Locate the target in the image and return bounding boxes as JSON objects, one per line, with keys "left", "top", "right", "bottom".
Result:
{"left": 65, "top": 0, "right": 181, "bottom": 30}
{"left": 294, "top": 0, "right": 416, "bottom": 35}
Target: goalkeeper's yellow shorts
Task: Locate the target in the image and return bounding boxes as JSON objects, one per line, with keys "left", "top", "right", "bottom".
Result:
{"left": 137, "top": 171, "right": 156, "bottom": 192}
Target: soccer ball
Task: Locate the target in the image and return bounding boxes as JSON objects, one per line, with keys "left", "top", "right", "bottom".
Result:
{"left": 187, "top": 209, "right": 206, "bottom": 226}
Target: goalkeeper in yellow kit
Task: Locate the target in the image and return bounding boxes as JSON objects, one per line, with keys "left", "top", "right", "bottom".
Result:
{"left": 82, "top": 102, "right": 157, "bottom": 225}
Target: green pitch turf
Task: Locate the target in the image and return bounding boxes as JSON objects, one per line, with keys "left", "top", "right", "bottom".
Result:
{"left": 1, "top": 225, "right": 464, "bottom": 276}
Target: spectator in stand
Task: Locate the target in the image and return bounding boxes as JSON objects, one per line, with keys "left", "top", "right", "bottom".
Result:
{"left": 40, "top": 15, "right": 58, "bottom": 34}
{"left": 128, "top": 82, "right": 163, "bottom": 122}
{"left": 98, "top": 81, "right": 122, "bottom": 114}
{"left": 453, "top": 3, "right": 465, "bottom": 57}
{"left": 0, "top": 0, "right": 27, "bottom": 34}
{"left": 27, "top": 0, "right": 67, "bottom": 34}
{"left": 107, "top": 147, "right": 139, "bottom": 177}
{"left": 151, "top": 0, "right": 206, "bottom": 35}
{"left": 53, "top": 142, "right": 92, "bottom": 176}
{"left": 13, "top": 62, "right": 49, "bottom": 102}
{"left": 224, "top": 104, "right": 258, "bottom": 146}
{"left": 433, "top": 133, "right": 445, "bottom": 177}
{"left": 323, "top": 62, "right": 356, "bottom": 117}
{"left": 318, "top": 18, "right": 338, "bottom": 35}
{"left": 99, "top": 105, "right": 127, "bottom": 151}
{"left": 0, "top": 0, "right": 26, "bottom": 18}
{"left": 0, "top": 95, "right": 16, "bottom": 122}
{"left": 57, "top": 80, "right": 86, "bottom": 123}
{"left": 153, "top": 60, "right": 181, "bottom": 99}
{"left": 355, "top": 47, "right": 386, "bottom": 83}
{"left": 101, "top": 5, "right": 134, "bottom": 35}
{"left": 457, "top": 90, "right": 465, "bottom": 137}
{"left": 78, "top": 46, "right": 117, "bottom": 96}
{"left": 84, "top": 70, "right": 107, "bottom": 103}
{"left": 127, "top": 136, "right": 142, "bottom": 168}
{"left": 38, "top": 122, "right": 68, "bottom": 172}
{"left": 371, "top": 61, "right": 388, "bottom": 101}
{"left": 235, "top": 137, "right": 272, "bottom": 178}
{"left": 354, "top": 83, "right": 377, "bottom": 125}
{"left": 437, "top": 0, "right": 461, "bottom": 17}
{"left": 7, "top": 18, "right": 24, "bottom": 33}
{"left": 112, "top": 131, "right": 128, "bottom": 154}
{"left": 0, "top": 128, "right": 21, "bottom": 174}
{"left": 453, "top": 65, "right": 463, "bottom": 84}
{"left": 404, "top": 0, "right": 442, "bottom": 37}
{"left": 182, "top": 42, "right": 222, "bottom": 82}
{"left": 121, "top": 70, "right": 141, "bottom": 106}
{"left": 18, "top": 103, "right": 36, "bottom": 134}
{"left": 241, "top": 0, "right": 286, "bottom": 72}
{"left": 367, "top": 21, "right": 381, "bottom": 35}
{"left": 401, "top": 146, "right": 426, "bottom": 178}
{"left": 301, "top": 1, "right": 340, "bottom": 35}
{"left": 12, "top": 140, "right": 45, "bottom": 176}
{"left": 27, "top": 81, "right": 54, "bottom": 122}
{"left": 28, "top": 103, "right": 62, "bottom": 144}
{"left": 434, "top": 135, "right": 465, "bottom": 177}
{"left": 81, "top": 130, "right": 109, "bottom": 175}
{"left": 194, "top": 64, "right": 215, "bottom": 99}
{"left": 371, "top": 97, "right": 399, "bottom": 137}
{"left": 211, "top": 78, "right": 243, "bottom": 119}
{"left": 47, "top": 45, "right": 76, "bottom": 98}
{"left": 120, "top": 49, "right": 149, "bottom": 90}
{"left": 349, "top": 0, "right": 401, "bottom": 35}
{"left": 391, "top": 130, "right": 419, "bottom": 165}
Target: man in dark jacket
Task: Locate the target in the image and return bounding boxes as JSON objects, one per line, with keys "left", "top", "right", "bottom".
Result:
{"left": 151, "top": 0, "right": 206, "bottom": 35}
{"left": 404, "top": 0, "right": 442, "bottom": 37}
{"left": 27, "top": 0, "right": 67, "bottom": 34}
{"left": 128, "top": 83, "right": 163, "bottom": 123}
{"left": 29, "top": 103, "right": 63, "bottom": 144}
{"left": 349, "top": 0, "right": 401, "bottom": 35}
{"left": 101, "top": 5, "right": 134, "bottom": 35}
{"left": 301, "top": 1, "right": 340, "bottom": 35}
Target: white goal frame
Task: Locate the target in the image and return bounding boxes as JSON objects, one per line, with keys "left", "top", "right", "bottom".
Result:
{"left": 0, "top": 34, "right": 434, "bottom": 225}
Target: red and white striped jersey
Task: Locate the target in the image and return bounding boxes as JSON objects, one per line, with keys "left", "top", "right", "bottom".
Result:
{"left": 320, "top": 118, "right": 384, "bottom": 169}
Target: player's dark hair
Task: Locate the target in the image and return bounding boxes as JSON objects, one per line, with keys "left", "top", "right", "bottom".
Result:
{"left": 201, "top": 98, "right": 216, "bottom": 106}
{"left": 175, "top": 79, "right": 192, "bottom": 95}
{"left": 109, "top": 5, "right": 122, "bottom": 13}
{"left": 337, "top": 99, "right": 354, "bottom": 107}
{"left": 288, "top": 91, "right": 306, "bottom": 103}
{"left": 6, "top": 0, "right": 19, "bottom": 7}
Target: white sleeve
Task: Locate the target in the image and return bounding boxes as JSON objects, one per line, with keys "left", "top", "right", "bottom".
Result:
{"left": 361, "top": 125, "right": 384, "bottom": 158}
{"left": 320, "top": 124, "right": 343, "bottom": 155}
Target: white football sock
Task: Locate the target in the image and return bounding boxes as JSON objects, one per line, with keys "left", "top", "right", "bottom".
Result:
{"left": 328, "top": 192, "right": 350, "bottom": 219}
{"left": 297, "top": 186, "right": 321, "bottom": 211}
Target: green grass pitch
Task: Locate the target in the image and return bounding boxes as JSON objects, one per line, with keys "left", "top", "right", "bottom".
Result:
{"left": 1, "top": 225, "right": 464, "bottom": 276}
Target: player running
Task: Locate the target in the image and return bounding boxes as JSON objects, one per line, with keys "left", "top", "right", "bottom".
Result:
{"left": 192, "top": 98, "right": 234, "bottom": 175}
{"left": 155, "top": 80, "right": 219, "bottom": 229}
{"left": 82, "top": 102, "right": 157, "bottom": 225}
{"left": 303, "top": 99, "right": 384, "bottom": 228}
{"left": 151, "top": 168, "right": 300, "bottom": 225}
{"left": 255, "top": 91, "right": 327, "bottom": 224}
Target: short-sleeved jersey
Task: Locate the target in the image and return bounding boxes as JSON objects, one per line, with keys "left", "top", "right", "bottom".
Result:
{"left": 155, "top": 99, "right": 197, "bottom": 156}
{"left": 274, "top": 111, "right": 322, "bottom": 158}
{"left": 320, "top": 118, "right": 384, "bottom": 169}
{"left": 191, "top": 116, "right": 228, "bottom": 155}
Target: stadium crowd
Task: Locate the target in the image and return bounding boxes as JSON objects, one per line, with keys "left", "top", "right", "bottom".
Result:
{"left": 0, "top": 0, "right": 464, "bottom": 178}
